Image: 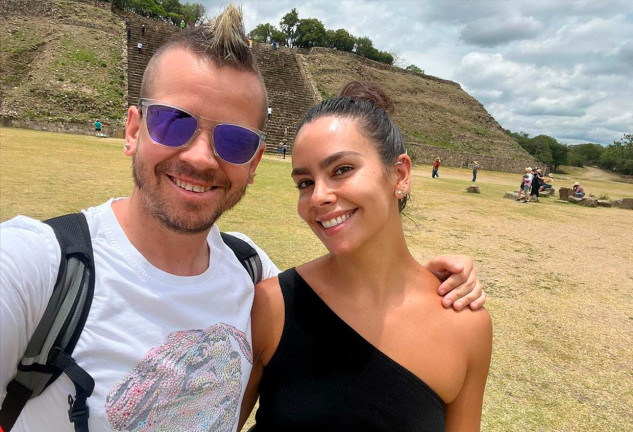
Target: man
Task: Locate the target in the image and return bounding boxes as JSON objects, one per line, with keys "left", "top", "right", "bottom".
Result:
{"left": 472, "top": 160, "right": 479, "bottom": 182}
{"left": 432, "top": 157, "right": 440, "bottom": 178}
{"left": 94, "top": 119, "right": 101, "bottom": 137}
{"left": 1, "top": 6, "right": 484, "bottom": 432}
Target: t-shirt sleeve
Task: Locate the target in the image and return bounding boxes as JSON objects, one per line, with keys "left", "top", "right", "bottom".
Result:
{"left": 224, "top": 232, "right": 280, "bottom": 279}
{"left": 0, "top": 216, "right": 61, "bottom": 400}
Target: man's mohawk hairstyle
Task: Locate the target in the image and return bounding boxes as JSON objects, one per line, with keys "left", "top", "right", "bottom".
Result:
{"left": 185, "top": 4, "right": 253, "bottom": 70}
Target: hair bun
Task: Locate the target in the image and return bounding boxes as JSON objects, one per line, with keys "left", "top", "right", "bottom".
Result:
{"left": 339, "top": 81, "right": 394, "bottom": 114}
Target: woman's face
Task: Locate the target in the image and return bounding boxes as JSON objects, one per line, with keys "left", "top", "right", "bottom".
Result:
{"left": 291, "top": 116, "right": 403, "bottom": 256}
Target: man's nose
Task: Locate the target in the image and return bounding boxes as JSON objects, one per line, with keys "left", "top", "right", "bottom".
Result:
{"left": 178, "top": 130, "right": 220, "bottom": 170}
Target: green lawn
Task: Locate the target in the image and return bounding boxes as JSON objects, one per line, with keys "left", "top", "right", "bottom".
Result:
{"left": 2, "top": 127, "right": 632, "bottom": 431}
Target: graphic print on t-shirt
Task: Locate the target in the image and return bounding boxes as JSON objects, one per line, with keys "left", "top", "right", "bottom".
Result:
{"left": 105, "top": 323, "right": 252, "bottom": 431}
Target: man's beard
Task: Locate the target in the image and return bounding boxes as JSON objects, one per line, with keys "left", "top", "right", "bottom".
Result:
{"left": 132, "top": 153, "right": 247, "bottom": 234}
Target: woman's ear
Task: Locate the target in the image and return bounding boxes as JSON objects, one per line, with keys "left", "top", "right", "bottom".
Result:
{"left": 124, "top": 105, "right": 140, "bottom": 156}
{"left": 393, "top": 154, "right": 412, "bottom": 197}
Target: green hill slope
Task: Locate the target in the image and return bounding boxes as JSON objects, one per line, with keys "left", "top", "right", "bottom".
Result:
{"left": 1, "top": 0, "right": 126, "bottom": 132}
{"left": 301, "top": 48, "right": 531, "bottom": 161}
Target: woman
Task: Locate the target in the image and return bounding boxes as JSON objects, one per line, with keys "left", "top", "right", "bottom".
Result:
{"left": 241, "top": 82, "right": 492, "bottom": 431}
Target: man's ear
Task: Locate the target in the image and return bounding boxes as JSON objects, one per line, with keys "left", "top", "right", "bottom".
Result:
{"left": 247, "top": 144, "right": 266, "bottom": 185}
{"left": 124, "top": 105, "right": 140, "bottom": 156}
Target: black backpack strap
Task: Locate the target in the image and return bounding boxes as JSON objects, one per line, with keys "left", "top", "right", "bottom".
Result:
{"left": 221, "top": 233, "right": 263, "bottom": 284}
{"left": 0, "top": 213, "right": 95, "bottom": 432}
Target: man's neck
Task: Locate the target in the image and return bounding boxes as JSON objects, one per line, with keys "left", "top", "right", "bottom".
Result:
{"left": 111, "top": 198, "right": 211, "bottom": 276}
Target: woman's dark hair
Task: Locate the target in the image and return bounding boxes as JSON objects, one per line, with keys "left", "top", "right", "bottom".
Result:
{"left": 297, "top": 81, "right": 409, "bottom": 211}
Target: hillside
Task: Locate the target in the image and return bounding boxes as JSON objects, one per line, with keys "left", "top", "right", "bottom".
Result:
{"left": 0, "top": 0, "right": 534, "bottom": 170}
{"left": 0, "top": 0, "right": 127, "bottom": 134}
{"left": 301, "top": 48, "right": 531, "bottom": 162}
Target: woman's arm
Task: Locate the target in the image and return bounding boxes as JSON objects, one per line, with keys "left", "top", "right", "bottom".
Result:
{"left": 445, "top": 309, "right": 493, "bottom": 432}
{"left": 238, "top": 277, "right": 286, "bottom": 430}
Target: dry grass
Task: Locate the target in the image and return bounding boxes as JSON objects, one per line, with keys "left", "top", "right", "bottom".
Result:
{"left": 2, "top": 128, "right": 632, "bottom": 431}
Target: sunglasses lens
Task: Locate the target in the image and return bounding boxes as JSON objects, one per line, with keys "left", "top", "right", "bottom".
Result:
{"left": 214, "top": 124, "right": 261, "bottom": 164}
{"left": 146, "top": 105, "right": 197, "bottom": 147}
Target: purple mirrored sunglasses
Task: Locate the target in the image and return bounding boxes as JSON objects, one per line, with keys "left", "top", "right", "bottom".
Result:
{"left": 138, "top": 99, "right": 267, "bottom": 165}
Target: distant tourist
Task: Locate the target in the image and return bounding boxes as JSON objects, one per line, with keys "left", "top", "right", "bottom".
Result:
{"left": 284, "top": 125, "right": 288, "bottom": 139}
{"left": 516, "top": 167, "right": 533, "bottom": 202}
{"left": 530, "top": 168, "right": 544, "bottom": 202}
{"left": 180, "top": 20, "right": 185, "bottom": 31}
{"left": 127, "top": 27, "right": 131, "bottom": 42}
{"left": 272, "top": 40, "right": 278, "bottom": 50}
{"left": 571, "top": 182, "right": 585, "bottom": 197}
{"left": 540, "top": 173, "right": 554, "bottom": 192}
{"left": 94, "top": 120, "right": 102, "bottom": 137}
{"left": 431, "top": 157, "right": 441, "bottom": 178}
{"left": 472, "top": 161, "right": 479, "bottom": 182}
{"left": 248, "top": 38, "right": 253, "bottom": 48}
{"left": 282, "top": 142, "right": 287, "bottom": 159}
{"left": 267, "top": 106, "right": 272, "bottom": 120}
{"left": 137, "top": 42, "right": 143, "bottom": 54}
{"left": 141, "top": 24, "right": 145, "bottom": 36}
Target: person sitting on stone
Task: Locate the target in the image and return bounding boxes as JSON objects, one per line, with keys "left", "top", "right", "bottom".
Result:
{"left": 540, "top": 173, "right": 553, "bottom": 192}
{"left": 571, "top": 182, "right": 585, "bottom": 197}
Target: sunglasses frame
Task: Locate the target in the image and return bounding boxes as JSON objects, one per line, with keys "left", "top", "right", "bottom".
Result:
{"left": 138, "top": 98, "right": 268, "bottom": 165}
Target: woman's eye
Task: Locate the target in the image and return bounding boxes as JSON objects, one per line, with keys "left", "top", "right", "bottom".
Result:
{"left": 333, "top": 165, "right": 354, "bottom": 176}
{"left": 295, "top": 179, "right": 313, "bottom": 190}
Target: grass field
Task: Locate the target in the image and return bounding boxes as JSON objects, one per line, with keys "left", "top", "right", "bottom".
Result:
{"left": 1, "top": 127, "right": 632, "bottom": 431}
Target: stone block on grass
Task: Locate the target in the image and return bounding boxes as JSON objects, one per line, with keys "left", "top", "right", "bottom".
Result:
{"left": 622, "top": 198, "right": 633, "bottom": 210}
{"left": 505, "top": 191, "right": 519, "bottom": 199}
{"left": 597, "top": 200, "right": 612, "bottom": 207}
{"left": 568, "top": 196, "right": 583, "bottom": 204}
{"left": 466, "top": 185, "right": 480, "bottom": 193}
{"left": 559, "top": 187, "right": 571, "bottom": 200}
{"left": 581, "top": 197, "right": 597, "bottom": 207}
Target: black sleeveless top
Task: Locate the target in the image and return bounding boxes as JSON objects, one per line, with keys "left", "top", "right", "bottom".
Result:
{"left": 253, "top": 268, "right": 445, "bottom": 431}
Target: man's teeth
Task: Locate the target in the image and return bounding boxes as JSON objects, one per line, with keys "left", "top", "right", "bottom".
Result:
{"left": 321, "top": 213, "right": 351, "bottom": 228}
{"left": 174, "top": 178, "right": 212, "bottom": 193}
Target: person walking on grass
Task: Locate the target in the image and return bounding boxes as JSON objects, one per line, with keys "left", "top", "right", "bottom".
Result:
{"left": 472, "top": 160, "right": 479, "bottom": 182}
{"left": 432, "top": 157, "right": 441, "bottom": 178}
{"left": 1, "top": 7, "right": 485, "bottom": 432}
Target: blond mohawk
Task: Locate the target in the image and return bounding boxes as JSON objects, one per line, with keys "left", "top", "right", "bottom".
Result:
{"left": 206, "top": 4, "right": 250, "bottom": 64}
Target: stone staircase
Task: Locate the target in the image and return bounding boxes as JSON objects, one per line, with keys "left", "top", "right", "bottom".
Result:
{"left": 251, "top": 44, "right": 318, "bottom": 155}
{"left": 120, "top": 11, "right": 177, "bottom": 106}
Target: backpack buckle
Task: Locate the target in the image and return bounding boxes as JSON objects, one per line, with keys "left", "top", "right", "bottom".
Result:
{"left": 67, "top": 394, "right": 90, "bottom": 424}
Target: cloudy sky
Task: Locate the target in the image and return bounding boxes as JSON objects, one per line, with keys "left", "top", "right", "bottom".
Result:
{"left": 201, "top": 0, "right": 632, "bottom": 146}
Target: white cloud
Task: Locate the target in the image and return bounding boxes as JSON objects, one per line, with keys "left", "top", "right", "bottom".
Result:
{"left": 202, "top": 0, "right": 633, "bottom": 145}
{"left": 460, "top": 15, "right": 544, "bottom": 46}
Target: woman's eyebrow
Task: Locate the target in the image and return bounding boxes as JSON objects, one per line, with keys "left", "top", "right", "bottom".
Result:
{"left": 291, "top": 151, "right": 361, "bottom": 177}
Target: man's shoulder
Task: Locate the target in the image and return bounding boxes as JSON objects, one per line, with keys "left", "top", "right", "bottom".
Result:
{"left": 216, "top": 229, "right": 280, "bottom": 278}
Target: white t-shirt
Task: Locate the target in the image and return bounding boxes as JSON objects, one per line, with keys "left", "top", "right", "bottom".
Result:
{"left": 0, "top": 199, "right": 279, "bottom": 432}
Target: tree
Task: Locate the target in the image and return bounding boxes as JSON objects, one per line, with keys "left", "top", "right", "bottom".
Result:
{"left": 325, "top": 29, "right": 355, "bottom": 52}
{"left": 549, "top": 140, "right": 569, "bottom": 171}
{"left": 181, "top": 3, "right": 205, "bottom": 26}
{"left": 354, "top": 36, "right": 375, "bottom": 58}
{"left": 406, "top": 64, "right": 424, "bottom": 75}
{"left": 599, "top": 133, "right": 633, "bottom": 174}
{"left": 249, "top": 23, "right": 277, "bottom": 44}
{"left": 279, "top": 8, "right": 299, "bottom": 47}
{"left": 567, "top": 143, "right": 604, "bottom": 167}
{"left": 294, "top": 18, "right": 326, "bottom": 49}
{"left": 373, "top": 50, "right": 394, "bottom": 65}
